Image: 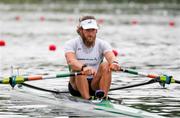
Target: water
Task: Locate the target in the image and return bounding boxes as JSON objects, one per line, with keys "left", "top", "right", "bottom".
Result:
{"left": 0, "top": 2, "right": 180, "bottom": 117}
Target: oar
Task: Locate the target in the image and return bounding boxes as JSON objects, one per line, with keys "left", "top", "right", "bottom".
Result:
{"left": 120, "top": 68, "right": 158, "bottom": 78}
{"left": 110, "top": 68, "right": 180, "bottom": 91}
{"left": 120, "top": 68, "right": 180, "bottom": 84}
{"left": 0, "top": 72, "right": 83, "bottom": 87}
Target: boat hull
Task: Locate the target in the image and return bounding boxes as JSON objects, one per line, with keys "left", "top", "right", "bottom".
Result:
{"left": 9, "top": 84, "right": 164, "bottom": 117}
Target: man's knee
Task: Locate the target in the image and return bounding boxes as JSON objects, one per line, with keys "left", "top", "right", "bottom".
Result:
{"left": 75, "top": 75, "right": 87, "bottom": 81}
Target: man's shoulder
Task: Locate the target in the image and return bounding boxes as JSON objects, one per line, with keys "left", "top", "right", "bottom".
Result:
{"left": 96, "top": 37, "right": 112, "bottom": 49}
{"left": 96, "top": 38, "right": 108, "bottom": 44}
{"left": 64, "top": 37, "right": 81, "bottom": 51}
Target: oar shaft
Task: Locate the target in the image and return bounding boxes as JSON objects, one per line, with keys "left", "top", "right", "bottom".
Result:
{"left": 120, "top": 68, "right": 158, "bottom": 78}
{"left": 27, "top": 72, "right": 81, "bottom": 81}
{"left": 120, "top": 68, "right": 180, "bottom": 85}
{"left": 0, "top": 72, "right": 83, "bottom": 85}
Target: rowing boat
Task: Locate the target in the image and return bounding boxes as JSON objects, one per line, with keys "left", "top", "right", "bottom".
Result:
{"left": 8, "top": 82, "right": 164, "bottom": 117}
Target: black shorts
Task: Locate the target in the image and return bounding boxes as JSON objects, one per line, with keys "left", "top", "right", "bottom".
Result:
{"left": 68, "top": 79, "right": 95, "bottom": 97}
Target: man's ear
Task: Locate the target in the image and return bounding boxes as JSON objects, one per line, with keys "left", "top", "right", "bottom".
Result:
{"left": 76, "top": 26, "right": 82, "bottom": 35}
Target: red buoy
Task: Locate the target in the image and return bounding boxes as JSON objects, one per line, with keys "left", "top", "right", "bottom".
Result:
{"left": 49, "top": 44, "right": 56, "bottom": 51}
{"left": 0, "top": 40, "right": 6, "bottom": 46}
{"left": 169, "top": 20, "right": 175, "bottom": 27}
{"left": 15, "top": 16, "right": 21, "bottom": 21}
{"left": 131, "top": 20, "right": 138, "bottom": 25}
{"left": 112, "top": 50, "right": 118, "bottom": 56}
{"left": 68, "top": 17, "right": 73, "bottom": 22}
{"left": 40, "top": 16, "right": 45, "bottom": 21}
{"left": 97, "top": 18, "right": 104, "bottom": 24}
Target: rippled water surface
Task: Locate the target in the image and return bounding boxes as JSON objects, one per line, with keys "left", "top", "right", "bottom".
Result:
{"left": 0, "top": 2, "right": 180, "bottom": 118}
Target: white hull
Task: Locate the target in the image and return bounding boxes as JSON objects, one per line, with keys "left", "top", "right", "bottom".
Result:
{"left": 9, "top": 84, "right": 164, "bottom": 118}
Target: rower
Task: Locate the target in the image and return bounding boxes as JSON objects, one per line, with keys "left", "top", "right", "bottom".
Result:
{"left": 64, "top": 15, "right": 121, "bottom": 100}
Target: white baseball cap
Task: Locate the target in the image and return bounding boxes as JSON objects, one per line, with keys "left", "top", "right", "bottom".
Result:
{"left": 80, "top": 19, "right": 98, "bottom": 29}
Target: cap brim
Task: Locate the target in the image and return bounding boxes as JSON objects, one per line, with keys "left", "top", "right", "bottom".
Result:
{"left": 82, "top": 25, "right": 98, "bottom": 29}
{"left": 80, "top": 19, "right": 98, "bottom": 30}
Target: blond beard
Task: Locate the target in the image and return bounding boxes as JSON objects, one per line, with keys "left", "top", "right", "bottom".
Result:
{"left": 81, "top": 34, "right": 96, "bottom": 47}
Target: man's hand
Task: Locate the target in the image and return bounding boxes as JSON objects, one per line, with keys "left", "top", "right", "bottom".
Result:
{"left": 110, "top": 62, "right": 121, "bottom": 71}
{"left": 82, "top": 66, "right": 96, "bottom": 76}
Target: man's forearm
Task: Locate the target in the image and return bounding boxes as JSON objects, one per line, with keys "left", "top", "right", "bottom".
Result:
{"left": 105, "top": 51, "right": 118, "bottom": 64}
{"left": 68, "top": 59, "right": 84, "bottom": 71}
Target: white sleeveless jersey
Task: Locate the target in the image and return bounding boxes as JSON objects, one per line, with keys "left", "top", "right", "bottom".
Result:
{"left": 64, "top": 37, "right": 112, "bottom": 70}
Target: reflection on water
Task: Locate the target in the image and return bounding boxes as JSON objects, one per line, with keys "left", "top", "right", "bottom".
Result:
{"left": 0, "top": 1, "right": 180, "bottom": 118}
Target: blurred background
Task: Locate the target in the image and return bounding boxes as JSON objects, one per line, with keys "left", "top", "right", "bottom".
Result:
{"left": 0, "top": 0, "right": 180, "bottom": 117}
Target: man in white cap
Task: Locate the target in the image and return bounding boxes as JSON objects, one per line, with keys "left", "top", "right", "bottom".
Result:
{"left": 64, "top": 16, "right": 120, "bottom": 100}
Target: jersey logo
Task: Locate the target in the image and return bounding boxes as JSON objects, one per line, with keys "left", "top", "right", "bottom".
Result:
{"left": 88, "top": 20, "right": 92, "bottom": 24}
{"left": 77, "top": 48, "right": 81, "bottom": 51}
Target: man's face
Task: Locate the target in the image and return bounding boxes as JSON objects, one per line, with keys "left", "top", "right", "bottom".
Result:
{"left": 81, "top": 28, "right": 97, "bottom": 47}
